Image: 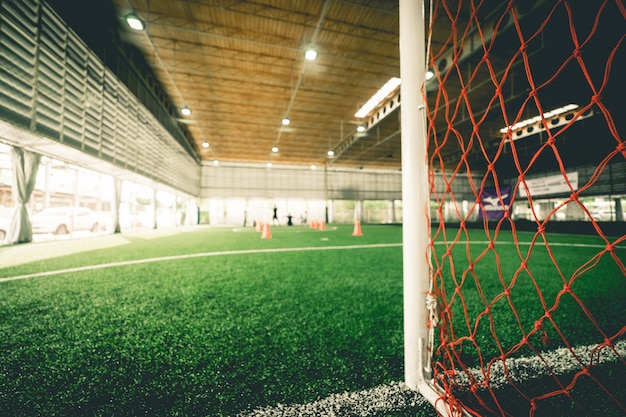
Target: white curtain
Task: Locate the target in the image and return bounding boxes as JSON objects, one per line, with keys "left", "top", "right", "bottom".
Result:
{"left": 7, "top": 147, "right": 41, "bottom": 244}
{"left": 113, "top": 178, "right": 122, "bottom": 233}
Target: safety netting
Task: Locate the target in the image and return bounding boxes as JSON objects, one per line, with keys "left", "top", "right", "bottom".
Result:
{"left": 424, "top": 0, "right": 625, "bottom": 415}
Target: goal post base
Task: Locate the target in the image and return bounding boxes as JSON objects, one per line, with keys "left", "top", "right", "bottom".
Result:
{"left": 417, "top": 380, "right": 462, "bottom": 417}
{"left": 411, "top": 337, "right": 467, "bottom": 417}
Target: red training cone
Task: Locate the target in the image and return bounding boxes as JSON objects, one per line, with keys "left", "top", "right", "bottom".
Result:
{"left": 352, "top": 220, "right": 363, "bottom": 236}
{"left": 261, "top": 223, "right": 272, "bottom": 239}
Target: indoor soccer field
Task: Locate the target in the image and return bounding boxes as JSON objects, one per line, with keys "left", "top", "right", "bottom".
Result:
{"left": 0, "top": 224, "right": 623, "bottom": 416}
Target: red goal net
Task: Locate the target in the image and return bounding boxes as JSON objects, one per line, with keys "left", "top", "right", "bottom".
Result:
{"left": 424, "top": 0, "right": 625, "bottom": 415}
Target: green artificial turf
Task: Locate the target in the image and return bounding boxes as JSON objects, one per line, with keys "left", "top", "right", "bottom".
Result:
{"left": 430, "top": 225, "right": 626, "bottom": 416}
{"left": 0, "top": 225, "right": 415, "bottom": 416}
{"left": 0, "top": 224, "right": 623, "bottom": 416}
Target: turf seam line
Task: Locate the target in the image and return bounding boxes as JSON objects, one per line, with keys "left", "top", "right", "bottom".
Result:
{"left": 0, "top": 243, "right": 403, "bottom": 283}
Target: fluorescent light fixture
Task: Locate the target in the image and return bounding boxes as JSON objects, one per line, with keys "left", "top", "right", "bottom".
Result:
{"left": 310, "top": 164, "right": 317, "bottom": 170}
{"left": 213, "top": 159, "right": 219, "bottom": 166}
{"left": 327, "top": 150, "right": 335, "bottom": 157}
{"left": 124, "top": 13, "right": 145, "bottom": 31}
{"left": 354, "top": 77, "right": 401, "bottom": 119}
{"left": 272, "top": 146, "right": 279, "bottom": 153}
{"left": 304, "top": 47, "right": 318, "bottom": 61}
{"left": 281, "top": 117, "right": 291, "bottom": 126}
{"left": 201, "top": 141, "right": 209, "bottom": 149}
{"left": 266, "top": 162, "right": 273, "bottom": 168}
{"left": 181, "top": 106, "right": 192, "bottom": 116}
{"left": 500, "top": 104, "right": 579, "bottom": 134}
{"left": 357, "top": 125, "right": 366, "bottom": 133}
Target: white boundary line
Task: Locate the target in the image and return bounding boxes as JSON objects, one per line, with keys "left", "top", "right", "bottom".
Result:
{"left": 239, "top": 340, "right": 626, "bottom": 416}
{"left": 441, "top": 240, "right": 625, "bottom": 250}
{"left": 0, "top": 243, "right": 402, "bottom": 283}
{"left": 2, "top": 238, "right": 621, "bottom": 284}
{"left": 446, "top": 338, "right": 626, "bottom": 390}
{"left": 238, "top": 381, "right": 429, "bottom": 417}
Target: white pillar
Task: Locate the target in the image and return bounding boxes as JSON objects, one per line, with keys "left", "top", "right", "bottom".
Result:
{"left": 153, "top": 188, "right": 158, "bottom": 229}
{"left": 324, "top": 164, "right": 330, "bottom": 224}
{"left": 614, "top": 198, "right": 623, "bottom": 222}
{"left": 400, "top": 0, "right": 430, "bottom": 390}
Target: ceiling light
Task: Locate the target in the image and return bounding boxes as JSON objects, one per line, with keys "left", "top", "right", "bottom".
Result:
{"left": 310, "top": 164, "right": 317, "bottom": 170}
{"left": 357, "top": 125, "right": 366, "bottom": 133}
{"left": 304, "top": 47, "right": 318, "bottom": 61}
{"left": 499, "top": 104, "right": 579, "bottom": 134}
{"left": 327, "top": 150, "right": 335, "bottom": 157}
{"left": 272, "top": 146, "right": 279, "bottom": 153}
{"left": 266, "top": 162, "right": 273, "bottom": 168}
{"left": 202, "top": 141, "right": 209, "bottom": 149}
{"left": 124, "top": 13, "right": 145, "bottom": 31}
{"left": 181, "top": 106, "right": 192, "bottom": 116}
{"left": 281, "top": 117, "right": 291, "bottom": 126}
{"left": 354, "top": 77, "right": 401, "bottom": 119}
{"left": 426, "top": 69, "right": 435, "bottom": 81}
{"left": 213, "top": 160, "right": 219, "bottom": 166}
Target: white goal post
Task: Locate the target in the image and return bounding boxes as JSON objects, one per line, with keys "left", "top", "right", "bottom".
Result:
{"left": 400, "top": 0, "right": 455, "bottom": 415}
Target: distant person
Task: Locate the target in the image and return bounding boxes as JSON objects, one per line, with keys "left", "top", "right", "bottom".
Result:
{"left": 287, "top": 213, "right": 293, "bottom": 226}
{"left": 272, "top": 205, "right": 278, "bottom": 225}
{"left": 243, "top": 210, "right": 248, "bottom": 227}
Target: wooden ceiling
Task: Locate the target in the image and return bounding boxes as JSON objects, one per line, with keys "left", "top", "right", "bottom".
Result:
{"left": 107, "top": 0, "right": 625, "bottom": 173}
{"left": 110, "top": 0, "right": 401, "bottom": 169}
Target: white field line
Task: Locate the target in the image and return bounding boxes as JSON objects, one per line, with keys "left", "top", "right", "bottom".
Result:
{"left": 0, "top": 243, "right": 402, "bottom": 283}
{"left": 239, "top": 339, "right": 626, "bottom": 417}
{"left": 238, "top": 381, "right": 429, "bottom": 417}
{"left": 441, "top": 240, "right": 625, "bottom": 250}
{"left": 1, "top": 238, "right": 621, "bottom": 284}
{"left": 444, "top": 338, "right": 626, "bottom": 390}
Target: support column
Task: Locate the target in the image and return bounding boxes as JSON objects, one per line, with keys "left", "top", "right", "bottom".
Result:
{"left": 324, "top": 164, "right": 329, "bottom": 224}
{"left": 113, "top": 178, "right": 122, "bottom": 233}
{"left": 153, "top": 189, "right": 158, "bottom": 229}
{"left": 354, "top": 200, "right": 363, "bottom": 222}
{"left": 615, "top": 198, "right": 623, "bottom": 222}
{"left": 43, "top": 158, "right": 51, "bottom": 210}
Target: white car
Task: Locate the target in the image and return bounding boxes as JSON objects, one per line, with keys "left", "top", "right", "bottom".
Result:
{"left": 0, "top": 218, "right": 8, "bottom": 242}
{"left": 0, "top": 206, "right": 13, "bottom": 242}
{"left": 31, "top": 207, "right": 101, "bottom": 235}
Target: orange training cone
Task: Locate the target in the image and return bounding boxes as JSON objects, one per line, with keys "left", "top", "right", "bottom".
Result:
{"left": 352, "top": 220, "right": 363, "bottom": 236}
{"left": 256, "top": 221, "right": 263, "bottom": 232}
{"left": 261, "top": 223, "right": 272, "bottom": 239}
{"left": 319, "top": 220, "right": 326, "bottom": 231}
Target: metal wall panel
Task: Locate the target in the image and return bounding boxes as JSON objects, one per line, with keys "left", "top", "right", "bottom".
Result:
{"left": 0, "top": 0, "right": 199, "bottom": 196}
{"left": 200, "top": 163, "right": 403, "bottom": 201}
